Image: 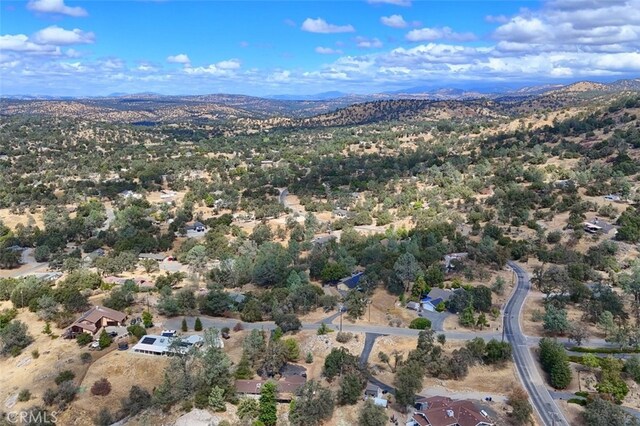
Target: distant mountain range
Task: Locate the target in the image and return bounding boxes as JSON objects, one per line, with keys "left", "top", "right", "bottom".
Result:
{"left": 3, "top": 78, "right": 639, "bottom": 102}
{"left": 1, "top": 78, "right": 638, "bottom": 126}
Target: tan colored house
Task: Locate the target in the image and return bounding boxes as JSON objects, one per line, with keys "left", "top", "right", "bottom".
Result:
{"left": 67, "top": 305, "right": 127, "bottom": 336}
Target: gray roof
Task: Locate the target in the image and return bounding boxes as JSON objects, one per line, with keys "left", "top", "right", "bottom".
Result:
{"left": 427, "top": 288, "right": 453, "bottom": 302}
{"left": 139, "top": 253, "right": 166, "bottom": 261}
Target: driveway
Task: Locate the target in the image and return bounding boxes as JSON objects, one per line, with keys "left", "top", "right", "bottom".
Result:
{"left": 419, "top": 310, "right": 450, "bottom": 332}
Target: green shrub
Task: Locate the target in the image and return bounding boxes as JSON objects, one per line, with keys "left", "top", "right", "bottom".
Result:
{"left": 55, "top": 370, "right": 75, "bottom": 385}
{"left": 18, "top": 389, "right": 31, "bottom": 402}
{"left": 80, "top": 352, "right": 92, "bottom": 363}
{"left": 194, "top": 317, "right": 203, "bottom": 331}
{"left": 575, "top": 391, "right": 589, "bottom": 398}
{"left": 317, "top": 322, "right": 331, "bottom": 335}
{"left": 409, "top": 317, "right": 431, "bottom": 330}
{"left": 569, "top": 346, "right": 640, "bottom": 354}
{"left": 98, "top": 330, "right": 112, "bottom": 349}
{"left": 127, "top": 324, "right": 146, "bottom": 340}
{"left": 76, "top": 332, "right": 92, "bottom": 346}
{"left": 567, "top": 398, "right": 587, "bottom": 406}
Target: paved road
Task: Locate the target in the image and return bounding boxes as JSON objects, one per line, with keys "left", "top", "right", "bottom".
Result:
{"left": 0, "top": 248, "right": 48, "bottom": 278}
{"left": 164, "top": 315, "right": 501, "bottom": 341}
{"left": 99, "top": 204, "right": 115, "bottom": 232}
{"left": 507, "top": 261, "right": 569, "bottom": 426}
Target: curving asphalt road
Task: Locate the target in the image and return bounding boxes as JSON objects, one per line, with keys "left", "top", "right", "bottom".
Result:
{"left": 507, "top": 261, "right": 569, "bottom": 426}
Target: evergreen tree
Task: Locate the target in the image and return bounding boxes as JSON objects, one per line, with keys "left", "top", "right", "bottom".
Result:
{"left": 235, "top": 353, "right": 253, "bottom": 379}
{"left": 208, "top": 386, "right": 226, "bottom": 412}
{"left": 258, "top": 381, "right": 277, "bottom": 426}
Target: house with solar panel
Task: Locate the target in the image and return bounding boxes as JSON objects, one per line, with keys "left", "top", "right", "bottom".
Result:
{"left": 132, "top": 333, "right": 216, "bottom": 356}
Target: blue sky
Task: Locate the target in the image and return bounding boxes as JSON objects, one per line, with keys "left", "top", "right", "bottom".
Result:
{"left": 1, "top": 0, "right": 639, "bottom": 96}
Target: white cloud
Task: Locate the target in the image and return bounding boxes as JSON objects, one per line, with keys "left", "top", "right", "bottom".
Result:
{"left": 380, "top": 14, "right": 407, "bottom": 28}
{"left": 33, "top": 26, "right": 95, "bottom": 45}
{"left": 167, "top": 54, "right": 190, "bottom": 64}
{"left": 355, "top": 37, "right": 383, "bottom": 49}
{"left": 65, "top": 48, "right": 82, "bottom": 58}
{"left": 492, "top": 0, "right": 640, "bottom": 48}
{"left": 315, "top": 46, "right": 343, "bottom": 55}
{"left": 27, "top": 0, "right": 87, "bottom": 17}
{"left": 0, "top": 34, "right": 57, "bottom": 53}
{"left": 268, "top": 70, "right": 291, "bottom": 82}
{"left": 216, "top": 59, "right": 241, "bottom": 70}
{"left": 368, "top": 0, "right": 411, "bottom": 6}
{"left": 406, "top": 27, "right": 477, "bottom": 42}
{"left": 485, "top": 14, "right": 509, "bottom": 24}
{"left": 5, "top": 1, "right": 640, "bottom": 97}
{"left": 184, "top": 59, "right": 241, "bottom": 75}
{"left": 137, "top": 63, "right": 157, "bottom": 72}
{"left": 101, "top": 58, "right": 124, "bottom": 70}
{"left": 301, "top": 18, "right": 355, "bottom": 34}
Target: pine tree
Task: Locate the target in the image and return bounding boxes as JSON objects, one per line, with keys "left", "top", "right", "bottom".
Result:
{"left": 459, "top": 305, "right": 476, "bottom": 327}
{"left": 208, "top": 386, "right": 226, "bottom": 412}
{"left": 258, "top": 381, "right": 277, "bottom": 426}
{"left": 235, "top": 353, "right": 253, "bottom": 379}
{"left": 476, "top": 312, "right": 489, "bottom": 330}
{"left": 181, "top": 318, "right": 188, "bottom": 332}
{"left": 194, "top": 317, "right": 203, "bottom": 331}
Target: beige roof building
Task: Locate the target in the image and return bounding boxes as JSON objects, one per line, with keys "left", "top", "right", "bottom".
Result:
{"left": 68, "top": 305, "right": 127, "bottom": 335}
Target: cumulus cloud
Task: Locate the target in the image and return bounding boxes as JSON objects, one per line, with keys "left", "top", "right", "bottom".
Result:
{"left": 355, "top": 37, "right": 383, "bottom": 49}
{"left": 27, "top": 0, "right": 87, "bottom": 17}
{"left": 301, "top": 18, "right": 355, "bottom": 34}
{"left": 184, "top": 59, "right": 241, "bottom": 75}
{"left": 0, "top": 34, "right": 57, "bottom": 53}
{"left": 380, "top": 14, "right": 407, "bottom": 28}
{"left": 406, "top": 26, "right": 477, "bottom": 42}
{"left": 315, "top": 46, "right": 343, "bottom": 54}
{"left": 33, "top": 26, "right": 95, "bottom": 45}
{"left": 492, "top": 0, "right": 640, "bottom": 49}
{"left": 167, "top": 53, "right": 190, "bottom": 64}
{"left": 368, "top": 0, "right": 412, "bottom": 6}
{"left": 5, "top": 0, "right": 640, "bottom": 96}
